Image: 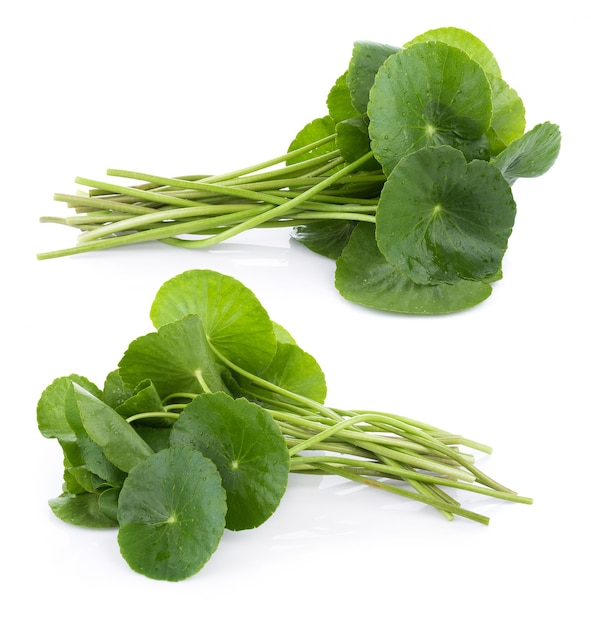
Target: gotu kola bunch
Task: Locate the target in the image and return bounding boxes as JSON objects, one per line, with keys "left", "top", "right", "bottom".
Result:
{"left": 37, "top": 27, "right": 561, "bottom": 314}
{"left": 37, "top": 269, "right": 533, "bottom": 581}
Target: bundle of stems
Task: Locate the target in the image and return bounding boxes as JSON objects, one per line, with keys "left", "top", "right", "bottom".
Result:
{"left": 152, "top": 345, "right": 533, "bottom": 526}
{"left": 38, "top": 136, "right": 384, "bottom": 260}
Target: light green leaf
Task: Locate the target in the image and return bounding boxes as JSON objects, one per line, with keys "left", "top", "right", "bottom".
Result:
{"left": 286, "top": 116, "right": 338, "bottom": 167}
{"left": 150, "top": 269, "right": 277, "bottom": 375}
{"left": 406, "top": 26, "right": 502, "bottom": 78}
{"left": 37, "top": 374, "right": 101, "bottom": 441}
{"left": 250, "top": 342, "right": 327, "bottom": 404}
{"left": 327, "top": 72, "right": 359, "bottom": 123}
{"left": 119, "top": 315, "right": 227, "bottom": 398}
{"left": 486, "top": 75, "right": 526, "bottom": 156}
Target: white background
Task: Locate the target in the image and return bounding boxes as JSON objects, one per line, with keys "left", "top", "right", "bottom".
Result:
{"left": 2, "top": 1, "right": 588, "bottom": 623}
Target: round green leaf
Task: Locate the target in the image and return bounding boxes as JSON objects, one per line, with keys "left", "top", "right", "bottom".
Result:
{"left": 150, "top": 269, "right": 277, "bottom": 375}
{"left": 170, "top": 393, "right": 289, "bottom": 531}
{"left": 118, "top": 315, "right": 227, "bottom": 399}
{"left": 368, "top": 41, "right": 492, "bottom": 175}
{"left": 376, "top": 145, "right": 516, "bottom": 285}
{"left": 117, "top": 447, "right": 227, "bottom": 581}
{"left": 405, "top": 28, "right": 525, "bottom": 157}
{"left": 335, "top": 223, "right": 492, "bottom": 314}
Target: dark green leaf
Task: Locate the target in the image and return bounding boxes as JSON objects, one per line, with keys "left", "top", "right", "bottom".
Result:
{"left": 405, "top": 27, "right": 525, "bottom": 157}
{"left": 347, "top": 40, "right": 400, "bottom": 114}
{"left": 368, "top": 41, "right": 492, "bottom": 175}
{"left": 291, "top": 219, "right": 357, "bottom": 259}
{"left": 117, "top": 447, "right": 227, "bottom": 581}
{"left": 98, "top": 487, "right": 120, "bottom": 523}
{"left": 376, "top": 145, "right": 516, "bottom": 285}
{"left": 336, "top": 223, "right": 492, "bottom": 314}
{"left": 336, "top": 117, "right": 379, "bottom": 168}
{"left": 170, "top": 393, "right": 289, "bottom": 531}
{"left": 133, "top": 425, "right": 171, "bottom": 452}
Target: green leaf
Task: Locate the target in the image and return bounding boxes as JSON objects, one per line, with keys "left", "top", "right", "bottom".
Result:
{"left": 115, "top": 379, "right": 174, "bottom": 427}
{"left": 327, "top": 72, "right": 359, "bottom": 123}
{"left": 272, "top": 321, "right": 297, "bottom": 345}
{"left": 117, "top": 447, "right": 227, "bottom": 581}
{"left": 243, "top": 341, "right": 327, "bottom": 404}
{"left": 286, "top": 116, "right": 337, "bottom": 167}
{"left": 493, "top": 122, "right": 561, "bottom": 185}
{"left": 335, "top": 223, "right": 492, "bottom": 314}
{"left": 347, "top": 40, "right": 401, "bottom": 114}
{"left": 119, "top": 315, "right": 227, "bottom": 398}
{"left": 170, "top": 393, "right": 289, "bottom": 531}
{"left": 291, "top": 219, "right": 357, "bottom": 259}
{"left": 486, "top": 75, "right": 526, "bottom": 156}
{"left": 37, "top": 374, "right": 101, "bottom": 441}
{"left": 150, "top": 269, "right": 277, "bottom": 375}
{"left": 49, "top": 492, "right": 119, "bottom": 528}
{"left": 368, "top": 41, "right": 492, "bottom": 175}
{"left": 45, "top": 381, "right": 127, "bottom": 490}
{"left": 336, "top": 117, "right": 379, "bottom": 168}
{"left": 133, "top": 425, "right": 171, "bottom": 452}
{"left": 406, "top": 26, "right": 502, "bottom": 78}
{"left": 376, "top": 145, "right": 516, "bottom": 285}
{"left": 72, "top": 383, "right": 154, "bottom": 473}
{"left": 103, "top": 369, "right": 135, "bottom": 409}
{"left": 405, "top": 27, "right": 525, "bottom": 157}
{"left": 98, "top": 487, "right": 120, "bottom": 523}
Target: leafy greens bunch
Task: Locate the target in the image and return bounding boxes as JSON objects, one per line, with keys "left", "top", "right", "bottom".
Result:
{"left": 38, "top": 27, "right": 560, "bottom": 315}
{"left": 38, "top": 268, "right": 532, "bottom": 581}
